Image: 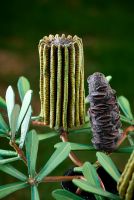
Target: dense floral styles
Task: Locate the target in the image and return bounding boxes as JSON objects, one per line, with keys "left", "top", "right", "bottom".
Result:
{"left": 87, "top": 72, "right": 121, "bottom": 152}
{"left": 117, "top": 151, "right": 134, "bottom": 200}
{"left": 39, "top": 34, "right": 85, "bottom": 130}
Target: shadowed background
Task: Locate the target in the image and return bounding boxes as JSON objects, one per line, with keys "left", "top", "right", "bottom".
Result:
{"left": 0, "top": 0, "right": 134, "bottom": 199}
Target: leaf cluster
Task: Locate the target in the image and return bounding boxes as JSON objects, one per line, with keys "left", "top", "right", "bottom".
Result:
{"left": 0, "top": 76, "right": 133, "bottom": 200}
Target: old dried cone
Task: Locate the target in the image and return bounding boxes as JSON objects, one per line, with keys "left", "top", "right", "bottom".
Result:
{"left": 39, "top": 34, "right": 85, "bottom": 130}
{"left": 87, "top": 72, "right": 121, "bottom": 152}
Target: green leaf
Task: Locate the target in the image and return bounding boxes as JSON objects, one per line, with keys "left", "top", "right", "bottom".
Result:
{"left": 36, "top": 143, "right": 71, "bottom": 182}
{"left": 127, "top": 135, "right": 134, "bottom": 146}
{"left": 17, "top": 90, "right": 33, "bottom": 131}
{"left": 96, "top": 152, "right": 120, "bottom": 182}
{"left": 118, "top": 96, "right": 133, "bottom": 120}
{"left": 38, "top": 132, "right": 58, "bottom": 141}
{"left": 69, "top": 128, "right": 91, "bottom": 134}
{"left": 0, "top": 129, "right": 8, "bottom": 137}
{"left": 115, "top": 146, "right": 134, "bottom": 153}
{"left": 75, "top": 162, "right": 104, "bottom": 200}
{"left": 5, "top": 86, "right": 15, "bottom": 126}
{"left": 81, "top": 162, "right": 100, "bottom": 186}
{"left": 0, "top": 149, "right": 17, "bottom": 157}
{"left": 0, "top": 182, "right": 28, "bottom": 199}
{"left": 31, "top": 185, "right": 40, "bottom": 200}
{"left": 17, "top": 76, "right": 30, "bottom": 102}
{"left": 85, "top": 95, "right": 89, "bottom": 104}
{"left": 0, "top": 96, "right": 6, "bottom": 109}
{"left": 85, "top": 115, "right": 89, "bottom": 123}
{"left": 0, "top": 156, "right": 20, "bottom": 164}
{"left": 31, "top": 116, "right": 41, "bottom": 121}
{"left": 19, "top": 106, "right": 32, "bottom": 149}
{"left": 52, "top": 189, "right": 84, "bottom": 200}
{"left": 80, "top": 122, "right": 91, "bottom": 129}
{"left": 10, "top": 104, "right": 20, "bottom": 139}
{"left": 0, "top": 157, "right": 27, "bottom": 181}
{"left": 25, "top": 130, "right": 39, "bottom": 177}
{"left": 0, "top": 113, "right": 9, "bottom": 132}
{"left": 120, "top": 114, "right": 134, "bottom": 125}
{"left": 73, "top": 179, "right": 120, "bottom": 200}
{"left": 106, "top": 75, "right": 112, "bottom": 82}
{"left": 54, "top": 142, "right": 95, "bottom": 151}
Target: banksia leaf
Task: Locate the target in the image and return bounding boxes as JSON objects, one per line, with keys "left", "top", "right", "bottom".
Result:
{"left": 117, "top": 151, "right": 134, "bottom": 200}
{"left": 5, "top": 86, "right": 15, "bottom": 127}
{"left": 87, "top": 72, "right": 121, "bottom": 152}
{"left": 39, "top": 34, "right": 85, "bottom": 130}
{"left": 0, "top": 96, "right": 6, "bottom": 110}
{"left": 0, "top": 182, "right": 28, "bottom": 199}
{"left": 17, "top": 76, "right": 30, "bottom": 102}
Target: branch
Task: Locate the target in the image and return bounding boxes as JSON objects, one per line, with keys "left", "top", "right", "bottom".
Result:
{"left": 42, "top": 175, "right": 83, "bottom": 183}
{"left": 60, "top": 131, "right": 105, "bottom": 191}
{"left": 60, "top": 131, "right": 83, "bottom": 167}
{"left": 32, "top": 120, "right": 47, "bottom": 127}
{"left": 9, "top": 140, "right": 27, "bottom": 166}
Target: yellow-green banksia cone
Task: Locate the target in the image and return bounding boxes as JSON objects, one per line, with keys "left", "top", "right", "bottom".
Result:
{"left": 39, "top": 34, "right": 85, "bottom": 130}
{"left": 117, "top": 151, "right": 134, "bottom": 200}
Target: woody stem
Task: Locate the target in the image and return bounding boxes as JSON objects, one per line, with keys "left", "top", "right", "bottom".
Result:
{"left": 41, "top": 175, "right": 83, "bottom": 183}
{"left": 9, "top": 140, "right": 27, "bottom": 166}
{"left": 60, "top": 130, "right": 83, "bottom": 167}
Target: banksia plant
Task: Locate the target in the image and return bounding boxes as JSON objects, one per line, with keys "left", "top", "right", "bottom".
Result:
{"left": 0, "top": 34, "right": 134, "bottom": 200}
{"left": 87, "top": 72, "right": 121, "bottom": 152}
{"left": 117, "top": 151, "right": 134, "bottom": 200}
{"left": 38, "top": 34, "right": 85, "bottom": 130}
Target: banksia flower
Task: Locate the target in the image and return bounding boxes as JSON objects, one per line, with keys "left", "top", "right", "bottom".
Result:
{"left": 117, "top": 151, "right": 134, "bottom": 200}
{"left": 87, "top": 72, "right": 121, "bottom": 152}
{"left": 39, "top": 34, "right": 85, "bottom": 130}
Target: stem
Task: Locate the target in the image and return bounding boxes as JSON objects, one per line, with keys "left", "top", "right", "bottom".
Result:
{"left": 9, "top": 140, "right": 27, "bottom": 166}
{"left": 60, "top": 131, "right": 105, "bottom": 191}
{"left": 42, "top": 175, "right": 83, "bottom": 183}
{"left": 32, "top": 121, "right": 47, "bottom": 127}
{"left": 60, "top": 131, "right": 83, "bottom": 167}
{"left": 75, "top": 188, "right": 82, "bottom": 195}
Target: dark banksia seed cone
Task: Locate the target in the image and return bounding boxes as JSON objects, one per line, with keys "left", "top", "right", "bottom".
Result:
{"left": 117, "top": 151, "right": 134, "bottom": 200}
{"left": 39, "top": 34, "right": 85, "bottom": 130}
{"left": 87, "top": 72, "right": 121, "bottom": 152}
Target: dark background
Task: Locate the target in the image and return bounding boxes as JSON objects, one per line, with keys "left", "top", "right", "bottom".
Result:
{"left": 0, "top": 0, "right": 134, "bottom": 199}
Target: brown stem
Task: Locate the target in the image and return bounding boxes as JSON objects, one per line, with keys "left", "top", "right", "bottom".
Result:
{"left": 42, "top": 175, "right": 83, "bottom": 183}
{"left": 98, "top": 176, "right": 105, "bottom": 191}
{"left": 60, "top": 131, "right": 106, "bottom": 191}
{"left": 60, "top": 131, "right": 83, "bottom": 167}
{"left": 9, "top": 141, "right": 27, "bottom": 166}
{"left": 75, "top": 188, "right": 82, "bottom": 195}
{"left": 32, "top": 121, "right": 47, "bottom": 127}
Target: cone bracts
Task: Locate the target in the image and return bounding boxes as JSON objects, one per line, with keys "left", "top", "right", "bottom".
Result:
{"left": 87, "top": 72, "right": 121, "bottom": 152}
{"left": 117, "top": 151, "right": 134, "bottom": 200}
{"left": 39, "top": 34, "right": 85, "bottom": 130}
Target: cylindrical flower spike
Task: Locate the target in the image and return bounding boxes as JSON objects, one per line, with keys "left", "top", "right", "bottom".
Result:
{"left": 39, "top": 34, "right": 85, "bottom": 130}
{"left": 117, "top": 151, "right": 134, "bottom": 200}
{"left": 87, "top": 72, "right": 121, "bottom": 152}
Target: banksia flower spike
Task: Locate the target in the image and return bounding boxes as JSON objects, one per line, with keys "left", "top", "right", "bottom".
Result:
{"left": 117, "top": 151, "right": 134, "bottom": 200}
{"left": 39, "top": 34, "right": 85, "bottom": 130}
{"left": 87, "top": 72, "right": 121, "bottom": 152}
